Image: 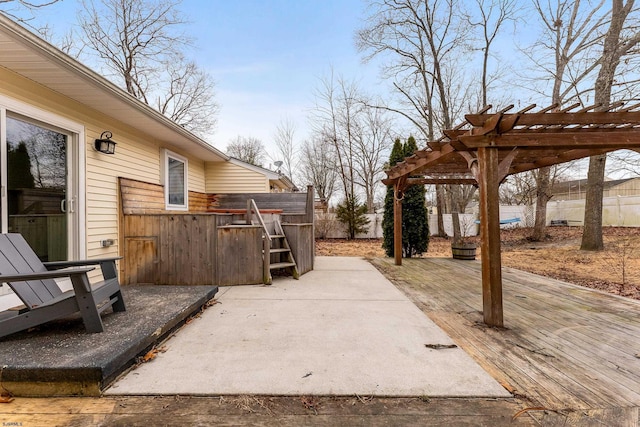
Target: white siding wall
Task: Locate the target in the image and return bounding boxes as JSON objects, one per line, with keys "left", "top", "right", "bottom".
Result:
{"left": 205, "top": 161, "right": 269, "bottom": 193}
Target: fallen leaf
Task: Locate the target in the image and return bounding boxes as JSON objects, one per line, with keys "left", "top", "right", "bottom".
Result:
{"left": 140, "top": 349, "right": 158, "bottom": 363}
{"left": 137, "top": 345, "right": 168, "bottom": 365}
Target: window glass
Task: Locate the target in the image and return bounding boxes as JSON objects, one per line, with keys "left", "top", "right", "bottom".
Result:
{"left": 167, "top": 157, "right": 185, "bottom": 206}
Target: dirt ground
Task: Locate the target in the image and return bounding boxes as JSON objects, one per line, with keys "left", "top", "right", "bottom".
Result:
{"left": 316, "top": 226, "right": 640, "bottom": 301}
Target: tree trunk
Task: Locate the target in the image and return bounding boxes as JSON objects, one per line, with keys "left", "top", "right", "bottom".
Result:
{"left": 581, "top": 0, "right": 635, "bottom": 251}
{"left": 531, "top": 166, "right": 551, "bottom": 241}
{"left": 436, "top": 185, "right": 446, "bottom": 237}
{"left": 581, "top": 154, "right": 607, "bottom": 250}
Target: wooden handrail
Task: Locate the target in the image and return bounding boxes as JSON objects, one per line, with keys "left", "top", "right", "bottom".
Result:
{"left": 246, "top": 199, "right": 274, "bottom": 284}
{"left": 247, "top": 199, "right": 271, "bottom": 241}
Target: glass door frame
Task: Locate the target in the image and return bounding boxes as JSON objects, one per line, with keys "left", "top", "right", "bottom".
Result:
{"left": 0, "top": 94, "right": 86, "bottom": 260}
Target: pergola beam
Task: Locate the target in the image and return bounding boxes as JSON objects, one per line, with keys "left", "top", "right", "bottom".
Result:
{"left": 386, "top": 143, "right": 456, "bottom": 180}
{"left": 382, "top": 177, "right": 477, "bottom": 186}
{"left": 460, "top": 131, "right": 640, "bottom": 148}
{"left": 465, "top": 111, "right": 640, "bottom": 127}
{"left": 509, "top": 148, "right": 614, "bottom": 175}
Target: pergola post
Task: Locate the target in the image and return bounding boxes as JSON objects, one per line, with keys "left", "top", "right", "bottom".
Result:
{"left": 477, "top": 147, "right": 503, "bottom": 327}
{"left": 393, "top": 183, "right": 402, "bottom": 266}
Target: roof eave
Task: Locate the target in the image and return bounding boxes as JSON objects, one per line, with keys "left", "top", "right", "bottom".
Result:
{"left": 0, "top": 15, "right": 229, "bottom": 162}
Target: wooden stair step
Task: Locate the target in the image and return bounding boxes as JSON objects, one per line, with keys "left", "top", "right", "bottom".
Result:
{"left": 270, "top": 262, "right": 296, "bottom": 270}
{"left": 267, "top": 248, "right": 290, "bottom": 254}
{"left": 270, "top": 234, "right": 285, "bottom": 239}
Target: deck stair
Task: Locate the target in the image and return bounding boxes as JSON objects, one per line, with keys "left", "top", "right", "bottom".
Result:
{"left": 246, "top": 199, "right": 299, "bottom": 284}
{"left": 266, "top": 220, "right": 300, "bottom": 280}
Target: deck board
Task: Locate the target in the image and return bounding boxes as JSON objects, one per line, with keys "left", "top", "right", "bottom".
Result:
{"left": 371, "top": 257, "right": 640, "bottom": 411}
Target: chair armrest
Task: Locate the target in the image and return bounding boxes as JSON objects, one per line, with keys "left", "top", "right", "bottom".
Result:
{"left": 0, "top": 267, "right": 95, "bottom": 282}
{"left": 44, "top": 257, "right": 122, "bottom": 269}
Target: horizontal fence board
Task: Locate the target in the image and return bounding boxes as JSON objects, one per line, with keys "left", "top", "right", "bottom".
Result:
{"left": 211, "top": 193, "right": 308, "bottom": 213}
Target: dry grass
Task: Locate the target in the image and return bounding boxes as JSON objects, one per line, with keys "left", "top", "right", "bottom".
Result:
{"left": 316, "top": 226, "right": 640, "bottom": 300}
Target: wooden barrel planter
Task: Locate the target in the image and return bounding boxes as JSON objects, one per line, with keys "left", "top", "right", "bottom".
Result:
{"left": 451, "top": 243, "right": 477, "bottom": 260}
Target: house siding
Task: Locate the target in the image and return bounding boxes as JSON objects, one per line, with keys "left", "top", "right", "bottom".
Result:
{"left": 205, "top": 161, "right": 269, "bottom": 193}
{"left": 553, "top": 178, "right": 640, "bottom": 201}
{"left": 0, "top": 67, "right": 207, "bottom": 262}
{"left": 606, "top": 179, "right": 640, "bottom": 197}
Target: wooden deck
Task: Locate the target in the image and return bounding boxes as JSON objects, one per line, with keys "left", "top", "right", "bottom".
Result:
{"left": 371, "top": 257, "right": 640, "bottom": 423}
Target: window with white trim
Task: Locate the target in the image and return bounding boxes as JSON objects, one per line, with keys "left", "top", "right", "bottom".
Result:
{"left": 163, "top": 149, "right": 188, "bottom": 210}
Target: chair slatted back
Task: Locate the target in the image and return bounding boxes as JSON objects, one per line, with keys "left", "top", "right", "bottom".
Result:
{"left": 0, "top": 234, "right": 62, "bottom": 309}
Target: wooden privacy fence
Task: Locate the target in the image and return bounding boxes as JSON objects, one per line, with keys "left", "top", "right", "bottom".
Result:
{"left": 210, "top": 188, "right": 315, "bottom": 224}
{"left": 119, "top": 178, "right": 314, "bottom": 286}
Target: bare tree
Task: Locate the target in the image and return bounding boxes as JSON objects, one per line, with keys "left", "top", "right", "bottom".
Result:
{"left": 300, "top": 136, "right": 338, "bottom": 206}
{"left": 466, "top": 0, "right": 519, "bottom": 107}
{"left": 357, "top": 0, "right": 472, "bottom": 139}
{"left": 358, "top": 0, "right": 515, "bottom": 233}
{"left": 352, "top": 106, "right": 394, "bottom": 212}
{"left": 0, "top": 0, "right": 58, "bottom": 32}
{"left": 271, "top": 118, "right": 299, "bottom": 184}
{"left": 310, "top": 71, "right": 393, "bottom": 212}
{"left": 609, "top": 150, "right": 640, "bottom": 176}
{"left": 156, "top": 53, "right": 218, "bottom": 134}
{"left": 582, "top": 0, "right": 640, "bottom": 250}
{"left": 78, "top": 0, "right": 217, "bottom": 136}
{"left": 526, "top": 0, "right": 608, "bottom": 241}
{"left": 310, "top": 71, "right": 359, "bottom": 200}
{"left": 226, "top": 136, "right": 266, "bottom": 167}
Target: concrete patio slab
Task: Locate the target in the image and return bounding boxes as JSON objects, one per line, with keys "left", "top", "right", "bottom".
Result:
{"left": 107, "top": 257, "right": 510, "bottom": 398}
{"left": 0, "top": 285, "right": 218, "bottom": 396}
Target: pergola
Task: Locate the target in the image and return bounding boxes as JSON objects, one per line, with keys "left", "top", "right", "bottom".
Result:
{"left": 383, "top": 102, "right": 640, "bottom": 327}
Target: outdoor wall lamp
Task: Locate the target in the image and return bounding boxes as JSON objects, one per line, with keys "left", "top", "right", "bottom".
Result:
{"left": 94, "top": 131, "right": 117, "bottom": 154}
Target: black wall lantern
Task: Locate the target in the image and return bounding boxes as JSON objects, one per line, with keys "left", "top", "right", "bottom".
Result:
{"left": 94, "top": 131, "right": 117, "bottom": 154}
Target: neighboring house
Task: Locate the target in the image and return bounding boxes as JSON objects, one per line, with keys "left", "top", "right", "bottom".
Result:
{"left": 551, "top": 177, "right": 640, "bottom": 200}
{"left": 209, "top": 157, "right": 296, "bottom": 193}
{"left": 0, "top": 15, "right": 293, "bottom": 272}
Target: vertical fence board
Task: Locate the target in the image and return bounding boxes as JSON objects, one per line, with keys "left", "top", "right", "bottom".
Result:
{"left": 282, "top": 223, "right": 314, "bottom": 275}
{"left": 122, "top": 214, "right": 310, "bottom": 286}
{"left": 216, "top": 226, "right": 263, "bottom": 286}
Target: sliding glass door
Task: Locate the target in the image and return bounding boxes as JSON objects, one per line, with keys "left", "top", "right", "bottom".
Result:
{"left": 1, "top": 111, "right": 80, "bottom": 262}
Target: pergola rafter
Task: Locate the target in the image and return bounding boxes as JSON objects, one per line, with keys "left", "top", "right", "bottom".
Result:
{"left": 383, "top": 103, "right": 640, "bottom": 327}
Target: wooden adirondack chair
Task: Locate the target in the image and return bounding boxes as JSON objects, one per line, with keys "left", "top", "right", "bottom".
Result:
{"left": 0, "top": 233, "right": 126, "bottom": 339}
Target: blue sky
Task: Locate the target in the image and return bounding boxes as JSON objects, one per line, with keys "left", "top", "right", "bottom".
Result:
{"left": 20, "top": 0, "right": 379, "bottom": 162}
{"left": 186, "top": 0, "right": 377, "bottom": 158}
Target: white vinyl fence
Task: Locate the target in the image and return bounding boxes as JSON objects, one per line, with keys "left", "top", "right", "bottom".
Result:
{"left": 316, "top": 196, "right": 640, "bottom": 239}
